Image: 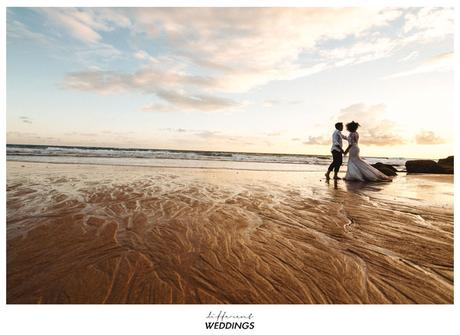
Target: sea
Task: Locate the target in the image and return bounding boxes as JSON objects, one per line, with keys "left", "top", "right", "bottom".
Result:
{"left": 6, "top": 144, "right": 408, "bottom": 172}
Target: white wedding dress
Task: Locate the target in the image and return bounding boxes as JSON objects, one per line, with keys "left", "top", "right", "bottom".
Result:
{"left": 345, "top": 132, "right": 392, "bottom": 182}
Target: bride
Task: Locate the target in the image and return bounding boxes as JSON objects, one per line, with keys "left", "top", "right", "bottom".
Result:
{"left": 343, "top": 121, "right": 392, "bottom": 182}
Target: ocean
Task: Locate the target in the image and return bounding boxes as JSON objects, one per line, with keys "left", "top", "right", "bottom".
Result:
{"left": 6, "top": 144, "right": 408, "bottom": 172}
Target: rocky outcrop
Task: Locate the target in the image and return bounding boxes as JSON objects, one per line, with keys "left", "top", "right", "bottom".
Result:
{"left": 438, "top": 156, "right": 454, "bottom": 174}
{"left": 371, "top": 163, "right": 398, "bottom": 176}
{"left": 406, "top": 156, "right": 454, "bottom": 174}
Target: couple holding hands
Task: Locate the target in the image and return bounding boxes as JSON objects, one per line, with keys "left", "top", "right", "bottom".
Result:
{"left": 325, "top": 122, "right": 391, "bottom": 182}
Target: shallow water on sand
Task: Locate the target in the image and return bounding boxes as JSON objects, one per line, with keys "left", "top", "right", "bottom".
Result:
{"left": 7, "top": 162, "right": 453, "bottom": 303}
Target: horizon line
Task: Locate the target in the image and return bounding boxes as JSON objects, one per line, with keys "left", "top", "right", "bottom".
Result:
{"left": 6, "top": 143, "right": 432, "bottom": 160}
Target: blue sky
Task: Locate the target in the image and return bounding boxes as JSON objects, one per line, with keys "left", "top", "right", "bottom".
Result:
{"left": 6, "top": 7, "right": 454, "bottom": 158}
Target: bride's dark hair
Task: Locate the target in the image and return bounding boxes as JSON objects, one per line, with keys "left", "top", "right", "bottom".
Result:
{"left": 346, "top": 121, "right": 360, "bottom": 132}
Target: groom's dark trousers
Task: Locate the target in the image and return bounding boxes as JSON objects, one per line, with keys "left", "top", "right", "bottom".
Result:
{"left": 328, "top": 150, "right": 343, "bottom": 173}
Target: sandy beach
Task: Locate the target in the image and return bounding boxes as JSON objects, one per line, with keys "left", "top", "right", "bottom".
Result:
{"left": 7, "top": 161, "right": 453, "bottom": 304}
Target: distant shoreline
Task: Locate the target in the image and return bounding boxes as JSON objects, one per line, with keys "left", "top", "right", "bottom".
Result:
{"left": 5, "top": 143, "right": 413, "bottom": 161}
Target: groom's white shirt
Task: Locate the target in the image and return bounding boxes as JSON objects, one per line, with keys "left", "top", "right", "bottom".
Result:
{"left": 331, "top": 129, "right": 348, "bottom": 153}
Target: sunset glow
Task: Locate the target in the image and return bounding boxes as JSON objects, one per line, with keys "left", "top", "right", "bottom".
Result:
{"left": 7, "top": 7, "right": 454, "bottom": 158}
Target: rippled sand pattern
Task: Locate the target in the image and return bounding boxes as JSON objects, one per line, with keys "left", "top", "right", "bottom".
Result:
{"left": 7, "top": 162, "right": 453, "bottom": 303}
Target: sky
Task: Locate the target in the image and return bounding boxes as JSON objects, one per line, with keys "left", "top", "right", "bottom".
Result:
{"left": 6, "top": 7, "right": 454, "bottom": 158}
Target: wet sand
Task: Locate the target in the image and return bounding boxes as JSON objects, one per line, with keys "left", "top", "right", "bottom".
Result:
{"left": 7, "top": 161, "right": 453, "bottom": 304}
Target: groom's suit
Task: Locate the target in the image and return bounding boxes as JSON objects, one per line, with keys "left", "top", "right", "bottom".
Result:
{"left": 328, "top": 129, "right": 347, "bottom": 173}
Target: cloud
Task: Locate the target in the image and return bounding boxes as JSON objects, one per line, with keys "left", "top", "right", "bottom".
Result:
{"left": 141, "top": 90, "right": 239, "bottom": 112}
{"left": 263, "top": 99, "right": 302, "bottom": 108}
{"left": 7, "top": 19, "right": 52, "bottom": 46}
{"left": 54, "top": 9, "right": 387, "bottom": 81}
{"left": 383, "top": 52, "right": 454, "bottom": 79}
{"left": 160, "top": 128, "right": 189, "bottom": 133}
{"left": 140, "top": 103, "right": 175, "bottom": 113}
{"left": 62, "top": 66, "right": 239, "bottom": 112}
{"left": 64, "top": 132, "right": 98, "bottom": 137}
{"left": 73, "top": 43, "right": 123, "bottom": 62}
{"left": 7, "top": 10, "right": 124, "bottom": 67}
{"left": 266, "top": 131, "right": 283, "bottom": 137}
{"left": 7, "top": 131, "right": 61, "bottom": 144}
{"left": 134, "top": 50, "right": 159, "bottom": 63}
{"left": 336, "top": 103, "right": 406, "bottom": 146}
{"left": 17, "top": 8, "right": 453, "bottom": 114}
{"left": 156, "top": 90, "right": 239, "bottom": 111}
{"left": 62, "top": 71, "right": 128, "bottom": 94}
{"left": 263, "top": 100, "right": 278, "bottom": 108}
{"left": 320, "top": 36, "right": 400, "bottom": 67}
{"left": 301, "top": 103, "right": 407, "bottom": 147}
{"left": 303, "top": 136, "right": 330, "bottom": 145}
{"left": 62, "top": 66, "right": 218, "bottom": 93}
{"left": 38, "top": 8, "right": 131, "bottom": 44}
{"left": 16, "top": 8, "right": 454, "bottom": 72}
{"left": 415, "top": 131, "right": 446, "bottom": 145}
{"left": 403, "top": 7, "right": 454, "bottom": 43}
{"left": 40, "top": 8, "right": 103, "bottom": 43}
{"left": 19, "top": 116, "right": 33, "bottom": 124}
{"left": 157, "top": 128, "right": 275, "bottom": 147}
{"left": 7, "top": 131, "right": 37, "bottom": 137}
{"left": 399, "top": 51, "right": 418, "bottom": 62}
{"left": 194, "top": 130, "right": 221, "bottom": 139}
{"left": 129, "top": 8, "right": 405, "bottom": 77}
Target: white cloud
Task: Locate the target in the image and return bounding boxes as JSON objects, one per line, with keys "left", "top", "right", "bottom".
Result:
{"left": 40, "top": 8, "right": 103, "bottom": 43}
{"left": 303, "top": 136, "right": 329, "bottom": 145}
{"left": 50, "top": 8, "right": 409, "bottom": 94}
{"left": 7, "top": 19, "right": 52, "bottom": 46}
{"left": 321, "top": 36, "right": 399, "bottom": 66}
{"left": 142, "top": 90, "right": 239, "bottom": 112}
{"left": 415, "top": 130, "right": 446, "bottom": 145}
{"left": 383, "top": 52, "right": 454, "bottom": 79}
{"left": 403, "top": 7, "right": 454, "bottom": 43}
{"left": 38, "top": 8, "right": 131, "bottom": 44}
{"left": 61, "top": 66, "right": 218, "bottom": 94}
{"left": 20, "top": 7, "right": 453, "bottom": 113}
{"left": 399, "top": 51, "right": 419, "bottom": 62}
{"left": 61, "top": 67, "right": 239, "bottom": 112}
{"left": 266, "top": 131, "right": 283, "bottom": 137}
{"left": 336, "top": 103, "right": 406, "bottom": 146}
{"left": 303, "top": 103, "right": 449, "bottom": 147}
{"left": 134, "top": 50, "right": 159, "bottom": 63}
{"left": 130, "top": 8, "right": 408, "bottom": 92}
{"left": 73, "top": 43, "right": 123, "bottom": 62}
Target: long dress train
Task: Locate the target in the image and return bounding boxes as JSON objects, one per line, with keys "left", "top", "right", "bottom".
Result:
{"left": 345, "top": 132, "right": 392, "bottom": 182}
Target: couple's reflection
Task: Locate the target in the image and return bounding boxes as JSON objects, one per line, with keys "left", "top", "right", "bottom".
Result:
{"left": 325, "top": 178, "right": 339, "bottom": 189}
{"left": 325, "top": 177, "right": 386, "bottom": 193}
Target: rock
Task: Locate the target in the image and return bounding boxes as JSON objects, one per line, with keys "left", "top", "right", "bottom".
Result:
{"left": 438, "top": 156, "right": 454, "bottom": 174}
{"left": 406, "top": 160, "right": 439, "bottom": 173}
{"left": 438, "top": 156, "right": 453, "bottom": 166}
{"left": 406, "top": 157, "right": 453, "bottom": 174}
{"left": 371, "top": 162, "right": 398, "bottom": 176}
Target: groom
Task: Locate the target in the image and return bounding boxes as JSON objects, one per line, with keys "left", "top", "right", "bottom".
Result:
{"left": 325, "top": 122, "right": 348, "bottom": 180}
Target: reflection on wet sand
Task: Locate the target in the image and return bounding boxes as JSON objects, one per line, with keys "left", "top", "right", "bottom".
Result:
{"left": 7, "top": 162, "right": 453, "bottom": 303}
